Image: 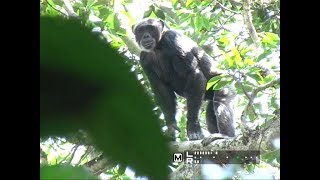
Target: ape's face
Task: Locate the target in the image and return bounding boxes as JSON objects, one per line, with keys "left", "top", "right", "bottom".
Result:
{"left": 132, "top": 19, "right": 164, "bottom": 52}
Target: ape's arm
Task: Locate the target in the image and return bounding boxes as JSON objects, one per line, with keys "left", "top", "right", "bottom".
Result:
{"left": 140, "top": 53, "right": 180, "bottom": 133}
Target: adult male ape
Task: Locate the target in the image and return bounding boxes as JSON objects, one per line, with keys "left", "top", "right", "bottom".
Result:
{"left": 132, "top": 18, "right": 235, "bottom": 141}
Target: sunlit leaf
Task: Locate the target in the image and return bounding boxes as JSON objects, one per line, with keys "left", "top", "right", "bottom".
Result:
{"left": 206, "top": 74, "right": 228, "bottom": 90}
{"left": 219, "top": 36, "right": 230, "bottom": 46}
{"left": 265, "top": 32, "right": 279, "bottom": 41}
{"left": 105, "top": 13, "right": 115, "bottom": 29}
{"left": 244, "top": 59, "right": 254, "bottom": 65}
{"left": 231, "top": 47, "right": 241, "bottom": 62}
{"left": 186, "top": 0, "right": 193, "bottom": 7}
{"left": 212, "top": 77, "right": 233, "bottom": 90}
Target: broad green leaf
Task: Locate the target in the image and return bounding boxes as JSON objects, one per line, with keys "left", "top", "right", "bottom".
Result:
{"left": 240, "top": 83, "right": 253, "bottom": 93}
{"left": 271, "top": 96, "right": 279, "bottom": 109}
{"left": 99, "top": 7, "right": 111, "bottom": 19}
{"left": 248, "top": 111, "right": 255, "bottom": 122}
{"left": 40, "top": 17, "right": 170, "bottom": 179}
{"left": 87, "top": 0, "right": 97, "bottom": 8}
{"left": 114, "top": 14, "right": 121, "bottom": 31}
{"left": 202, "top": 17, "right": 210, "bottom": 30}
{"left": 256, "top": 50, "right": 272, "bottom": 62}
{"left": 47, "top": 0, "right": 57, "bottom": 6}
{"left": 155, "top": 9, "right": 166, "bottom": 20}
{"left": 261, "top": 150, "right": 280, "bottom": 163}
{"left": 195, "top": 16, "right": 202, "bottom": 31}
{"left": 212, "top": 77, "right": 233, "bottom": 90}
{"left": 105, "top": 13, "right": 115, "bottom": 29}
{"left": 265, "top": 32, "right": 279, "bottom": 41}
{"left": 234, "top": 82, "right": 242, "bottom": 94}
{"left": 262, "top": 74, "right": 276, "bottom": 84}
{"left": 206, "top": 74, "right": 228, "bottom": 90}
{"left": 143, "top": 5, "right": 154, "bottom": 18}
{"left": 41, "top": 165, "right": 98, "bottom": 179}
{"left": 247, "top": 73, "right": 263, "bottom": 84}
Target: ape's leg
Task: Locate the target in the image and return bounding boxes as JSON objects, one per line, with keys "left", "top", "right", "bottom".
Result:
{"left": 141, "top": 66, "right": 179, "bottom": 140}
{"left": 213, "top": 87, "right": 235, "bottom": 137}
{"left": 185, "top": 71, "right": 207, "bottom": 140}
{"left": 206, "top": 100, "right": 219, "bottom": 134}
{"left": 201, "top": 87, "right": 236, "bottom": 146}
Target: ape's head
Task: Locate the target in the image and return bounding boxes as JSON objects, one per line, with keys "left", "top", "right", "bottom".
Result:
{"left": 132, "top": 19, "right": 164, "bottom": 52}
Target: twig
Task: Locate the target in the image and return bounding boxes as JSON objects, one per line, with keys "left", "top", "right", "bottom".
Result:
{"left": 217, "top": 2, "right": 240, "bottom": 14}
{"left": 45, "top": 0, "right": 68, "bottom": 17}
{"left": 62, "top": 0, "right": 77, "bottom": 17}
{"left": 67, "top": 145, "right": 79, "bottom": 164}
{"left": 57, "top": 144, "right": 79, "bottom": 164}
{"left": 240, "top": 76, "right": 280, "bottom": 123}
{"left": 242, "top": 0, "right": 260, "bottom": 48}
{"left": 77, "top": 146, "right": 94, "bottom": 165}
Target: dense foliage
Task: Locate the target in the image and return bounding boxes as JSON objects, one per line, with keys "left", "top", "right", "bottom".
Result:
{"left": 40, "top": 0, "right": 280, "bottom": 179}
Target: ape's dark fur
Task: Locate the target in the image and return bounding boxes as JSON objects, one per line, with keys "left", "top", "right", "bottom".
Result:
{"left": 132, "top": 19, "right": 235, "bottom": 140}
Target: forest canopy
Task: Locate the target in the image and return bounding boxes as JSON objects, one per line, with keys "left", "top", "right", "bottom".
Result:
{"left": 40, "top": 0, "right": 280, "bottom": 179}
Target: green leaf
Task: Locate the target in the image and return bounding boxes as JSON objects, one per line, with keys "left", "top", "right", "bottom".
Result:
{"left": 155, "top": 9, "right": 166, "bottom": 20}
{"left": 234, "top": 82, "right": 242, "bottom": 94}
{"left": 195, "top": 16, "right": 202, "bottom": 31}
{"left": 87, "top": 0, "right": 97, "bottom": 8}
{"left": 256, "top": 50, "right": 271, "bottom": 62}
{"left": 218, "top": 36, "right": 230, "bottom": 46}
{"left": 41, "top": 165, "right": 98, "bottom": 179}
{"left": 212, "top": 77, "right": 233, "bottom": 90}
{"left": 202, "top": 17, "right": 210, "bottom": 30}
{"left": 231, "top": 47, "right": 241, "bottom": 62}
{"left": 105, "top": 13, "right": 115, "bottom": 29}
{"left": 262, "top": 74, "right": 275, "bottom": 84}
{"left": 261, "top": 150, "right": 280, "bottom": 164}
{"left": 206, "top": 74, "right": 228, "bottom": 90}
{"left": 271, "top": 96, "right": 279, "bottom": 109}
{"left": 186, "top": 0, "right": 193, "bottom": 7}
{"left": 247, "top": 71, "right": 264, "bottom": 83}
{"left": 172, "top": 0, "right": 178, "bottom": 6}
{"left": 265, "top": 32, "right": 280, "bottom": 41}
{"left": 248, "top": 111, "right": 255, "bottom": 122}
{"left": 244, "top": 58, "right": 254, "bottom": 66}
{"left": 40, "top": 16, "right": 170, "bottom": 179}
{"left": 143, "top": 5, "right": 154, "bottom": 18}
{"left": 178, "top": 116, "right": 187, "bottom": 141}
{"left": 112, "top": 14, "right": 121, "bottom": 31}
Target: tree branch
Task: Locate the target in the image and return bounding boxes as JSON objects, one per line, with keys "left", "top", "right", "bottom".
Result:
{"left": 169, "top": 112, "right": 280, "bottom": 178}
{"left": 241, "top": 76, "right": 280, "bottom": 123}
{"left": 84, "top": 154, "right": 117, "bottom": 176}
{"left": 242, "top": 0, "right": 260, "bottom": 48}
{"left": 217, "top": 2, "right": 240, "bottom": 14}
{"left": 62, "top": 0, "right": 78, "bottom": 17}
